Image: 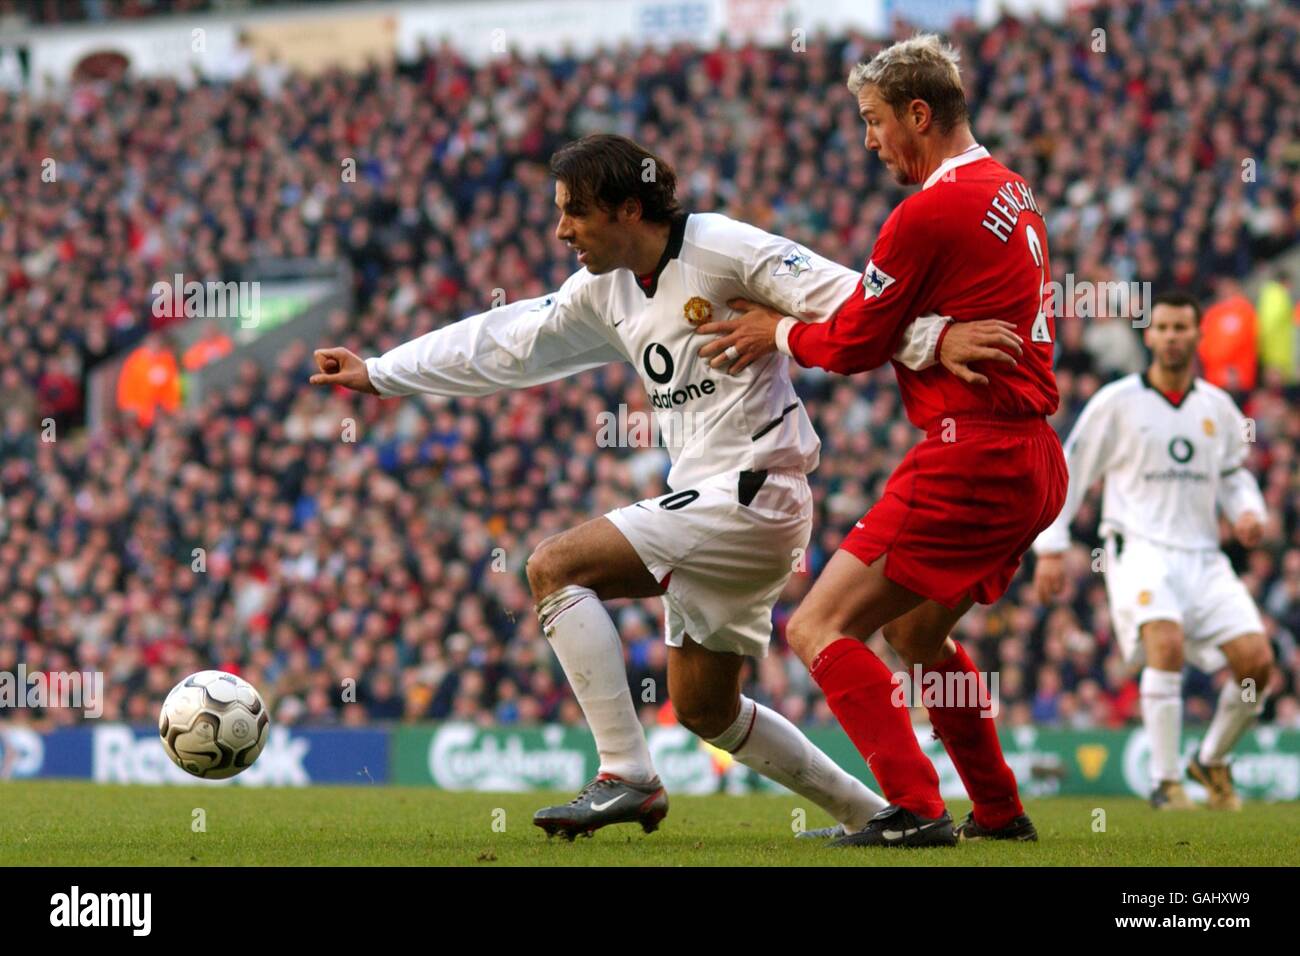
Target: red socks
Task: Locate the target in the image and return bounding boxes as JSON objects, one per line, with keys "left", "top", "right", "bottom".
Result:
{"left": 811, "top": 638, "right": 945, "bottom": 819}
{"left": 812, "top": 637, "right": 1025, "bottom": 830}
{"left": 924, "top": 642, "right": 1023, "bottom": 830}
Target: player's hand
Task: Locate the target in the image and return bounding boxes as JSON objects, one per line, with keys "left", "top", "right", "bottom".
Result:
{"left": 939, "top": 320, "right": 1022, "bottom": 386}
{"left": 310, "top": 347, "right": 379, "bottom": 394}
{"left": 694, "top": 298, "right": 782, "bottom": 374}
{"left": 1034, "top": 553, "right": 1067, "bottom": 603}
{"left": 1234, "top": 512, "right": 1263, "bottom": 549}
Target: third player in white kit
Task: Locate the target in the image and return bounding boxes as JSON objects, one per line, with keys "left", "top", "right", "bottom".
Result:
{"left": 1034, "top": 292, "right": 1275, "bottom": 811}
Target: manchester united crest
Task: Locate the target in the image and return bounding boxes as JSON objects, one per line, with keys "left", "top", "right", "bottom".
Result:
{"left": 1202, "top": 418, "right": 1216, "bottom": 437}
{"left": 683, "top": 296, "right": 713, "bottom": 326}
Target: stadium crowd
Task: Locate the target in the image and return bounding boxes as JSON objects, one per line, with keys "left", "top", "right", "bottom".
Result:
{"left": 2, "top": 0, "right": 1300, "bottom": 735}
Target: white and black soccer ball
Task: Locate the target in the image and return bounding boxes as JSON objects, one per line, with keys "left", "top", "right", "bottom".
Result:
{"left": 159, "top": 670, "right": 270, "bottom": 779}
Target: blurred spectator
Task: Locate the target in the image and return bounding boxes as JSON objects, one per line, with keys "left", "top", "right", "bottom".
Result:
{"left": 114, "top": 333, "right": 181, "bottom": 427}
{"left": 1199, "top": 278, "right": 1259, "bottom": 391}
{"left": 37, "top": 356, "right": 81, "bottom": 430}
{"left": 1256, "top": 271, "right": 1295, "bottom": 383}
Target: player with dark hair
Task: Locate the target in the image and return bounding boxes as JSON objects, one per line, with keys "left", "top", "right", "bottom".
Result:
{"left": 1034, "top": 291, "right": 1274, "bottom": 811}
{"left": 310, "top": 133, "right": 1017, "bottom": 840}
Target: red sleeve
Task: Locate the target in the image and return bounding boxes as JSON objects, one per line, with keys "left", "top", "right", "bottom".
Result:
{"left": 786, "top": 201, "right": 938, "bottom": 374}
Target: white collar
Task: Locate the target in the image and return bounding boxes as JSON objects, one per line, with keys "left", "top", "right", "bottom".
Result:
{"left": 922, "top": 144, "right": 990, "bottom": 190}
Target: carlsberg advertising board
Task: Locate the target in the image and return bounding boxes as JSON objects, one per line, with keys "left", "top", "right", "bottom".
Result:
{"left": 392, "top": 723, "right": 1300, "bottom": 800}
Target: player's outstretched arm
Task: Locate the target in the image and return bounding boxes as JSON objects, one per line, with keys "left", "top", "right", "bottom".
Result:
{"left": 312, "top": 280, "right": 623, "bottom": 399}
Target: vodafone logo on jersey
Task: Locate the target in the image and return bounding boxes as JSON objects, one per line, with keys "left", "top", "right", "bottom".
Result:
{"left": 642, "top": 341, "right": 717, "bottom": 410}
{"left": 862, "top": 260, "right": 896, "bottom": 299}
{"left": 642, "top": 343, "right": 675, "bottom": 384}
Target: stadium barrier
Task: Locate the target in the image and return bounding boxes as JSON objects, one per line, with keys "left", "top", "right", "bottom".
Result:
{"left": 2, "top": 723, "right": 1297, "bottom": 800}
{"left": 5, "top": 0, "right": 1073, "bottom": 92}
{"left": 0, "top": 724, "right": 388, "bottom": 787}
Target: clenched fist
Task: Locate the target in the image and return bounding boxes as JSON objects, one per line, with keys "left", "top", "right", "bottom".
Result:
{"left": 310, "top": 347, "right": 379, "bottom": 394}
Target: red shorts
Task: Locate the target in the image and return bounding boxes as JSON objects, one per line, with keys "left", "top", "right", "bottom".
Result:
{"left": 840, "top": 415, "right": 1067, "bottom": 608}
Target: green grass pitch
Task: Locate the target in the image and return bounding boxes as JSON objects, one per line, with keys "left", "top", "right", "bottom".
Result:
{"left": 2, "top": 781, "right": 1297, "bottom": 866}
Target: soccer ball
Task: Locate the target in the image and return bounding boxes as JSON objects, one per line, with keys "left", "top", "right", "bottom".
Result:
{"left": 159, "top": 670, "right": 270, "bottom": 779}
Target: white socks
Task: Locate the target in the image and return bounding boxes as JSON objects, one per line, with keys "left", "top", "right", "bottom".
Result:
{"left": 537, "top": 585, "right": 890, "bottom": 829}
{"left": 708, "top": 695, "right": 888, "bottom": 832}
{"left": 537, "top": 585, "right": 656, "bottom": 784}
{"left": 1140, "top": 668, "right": 1184, "bottom": 786}
{"left": 1199, "top": 677, "right": 1262, "bottom": 766}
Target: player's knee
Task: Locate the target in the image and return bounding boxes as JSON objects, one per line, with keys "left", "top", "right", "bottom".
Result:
{"left": 883, "top": 621, "right": 950, "bottom": 668}
{"left": 1141, "top": 623, "right": 1184, "bottom": 668}
{"left": 525, "top": 537, "right": 570, "bottom": 601}
{"left": 674, "top": 698, "right": 736, "bottom": 741}
{"left": 881, "top": 619, "right": 916, "bottom": 659}
{"left": 785, "top": 608, "right": 826, "bottom": 665}
{"left": 1234, "top": 641, "right": 1274, "bottom": 690}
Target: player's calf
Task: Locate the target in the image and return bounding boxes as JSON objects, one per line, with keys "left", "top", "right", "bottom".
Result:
{"left": 1191, "top": 632, "right": 1273, "bottom": 810}
{"left": 669, "top": 639, "right": 890, "bottom": 833}
{"left": 884, "top": 606, "right": 1029, "bottom": 834}
{"left": 1190, "top": 634, "right": 1274, "bottom": 806}
{"left": 528, "top": 517, "right": 665, "bottom": 814}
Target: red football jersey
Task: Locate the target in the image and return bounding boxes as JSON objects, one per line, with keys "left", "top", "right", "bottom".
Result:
{"left": 785, "top": 146, "right": 1059, "bottom": 431}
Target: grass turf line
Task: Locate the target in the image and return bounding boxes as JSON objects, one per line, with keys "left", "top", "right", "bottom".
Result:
{"left": 2, "top": 780, "right": 1297, "bottom": 866}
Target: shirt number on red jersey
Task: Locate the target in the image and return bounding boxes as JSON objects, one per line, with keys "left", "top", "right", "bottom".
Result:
{"left": 1025, "top": 226, "right": 1052, "bottom": 344}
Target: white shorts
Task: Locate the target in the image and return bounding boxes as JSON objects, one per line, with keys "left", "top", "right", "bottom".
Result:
{"left": 605, "top": 468, "right": 812, "bottom": 658}
{"left": 1104, "top": 534, "right": 1264, "bottom": 673}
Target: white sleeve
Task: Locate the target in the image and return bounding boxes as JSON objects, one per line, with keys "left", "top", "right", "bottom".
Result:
{"left": 1215, "top": 396, "right": 1266, "bottom": 523}
{"left": 695, "top": 215, "right": 944, "bottom": 371}
{"left": 365, "top": 275, "right": 624, "bottom": 398}
{"left": 1032, "top": 390, "right": 1117, "bottom": 554}
{"left": 1218, "top": 469, "right": 1266, "bottom": 524}
{"left": 892, "top": 314, "right": 950, "bottom": 371}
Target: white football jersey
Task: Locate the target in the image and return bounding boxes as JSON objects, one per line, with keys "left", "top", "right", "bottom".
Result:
{"left": 1033, "top": 372, "right": 1265, "bottom": 553}
{"left": 366, "top": 212, "right": 947, "bottom": 490}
